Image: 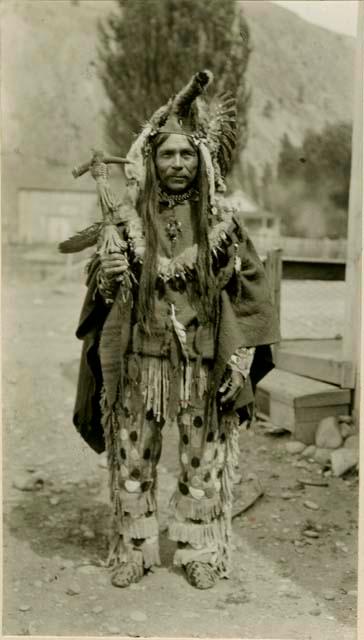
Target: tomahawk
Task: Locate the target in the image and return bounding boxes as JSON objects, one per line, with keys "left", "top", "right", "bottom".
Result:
{"left": 59, "top": 149, "right": 132, "bottom": 256}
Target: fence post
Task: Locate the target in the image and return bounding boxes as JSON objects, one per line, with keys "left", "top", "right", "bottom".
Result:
{"left": 341, "top": 3, "right": 363, "bottom": 406}
{"left": 264, "top": 248, "right": 283, "bottom": 345}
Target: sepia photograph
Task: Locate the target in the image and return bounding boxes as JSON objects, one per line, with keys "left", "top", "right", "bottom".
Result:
{"left": 1, "top": 0, "right": 362, "bottom": 638}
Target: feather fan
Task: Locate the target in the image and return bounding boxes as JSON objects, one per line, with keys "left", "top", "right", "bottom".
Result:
{"left": 58, "top": 221, "right": 102, "bottom": 253}
{"left": 206, "top": 92, "right": 237, "bottom": 176}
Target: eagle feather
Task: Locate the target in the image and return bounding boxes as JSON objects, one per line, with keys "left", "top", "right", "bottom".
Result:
{"left": 58, "top": 222, "right": 102, "bottom": 254}
{"left": 206, "top": 92, "right": 237, "bottom": 176}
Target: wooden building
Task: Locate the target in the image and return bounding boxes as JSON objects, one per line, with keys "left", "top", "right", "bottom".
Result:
{"left": 224, "top": 190, "right": 281, "bottom": 238}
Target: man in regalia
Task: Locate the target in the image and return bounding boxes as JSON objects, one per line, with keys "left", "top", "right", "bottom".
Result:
{"left": 68, "top": 71, "right": 279, "bottom": 589}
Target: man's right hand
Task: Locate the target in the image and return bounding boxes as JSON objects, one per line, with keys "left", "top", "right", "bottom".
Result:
{"left": 100, "top": 252, "right": 129, "bottom": 278}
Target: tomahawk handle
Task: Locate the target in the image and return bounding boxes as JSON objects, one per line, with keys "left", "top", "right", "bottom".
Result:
{"left": 72, "top": 162, "right": 91, "bottom": 179}
{"left": 72, "top": 153, "right": 131, "bottom": 179}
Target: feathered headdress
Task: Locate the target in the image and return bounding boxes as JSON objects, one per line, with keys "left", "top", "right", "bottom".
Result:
{"left": 58, "top": 70, "right": 237, "bottom": 256}
{"left": 125, "top": 70, "right": 237, "bottom": 207}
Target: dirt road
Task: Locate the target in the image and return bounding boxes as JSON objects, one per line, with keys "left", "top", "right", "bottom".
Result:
{"left": 2, "top": 265, "right": 358, "bottom": 638}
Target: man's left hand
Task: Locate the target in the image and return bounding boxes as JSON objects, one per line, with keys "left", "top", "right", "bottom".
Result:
{"left": 219, "top": 370, "right": 245, "bottom": 405}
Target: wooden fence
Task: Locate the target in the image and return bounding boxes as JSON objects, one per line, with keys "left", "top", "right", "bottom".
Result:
{"left": 251, "top": 234, "right": 347, "bottom": 261}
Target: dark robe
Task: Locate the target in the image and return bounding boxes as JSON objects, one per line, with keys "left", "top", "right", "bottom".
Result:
{"left": 73, "top": 212, "right": 280, "bottom": 453}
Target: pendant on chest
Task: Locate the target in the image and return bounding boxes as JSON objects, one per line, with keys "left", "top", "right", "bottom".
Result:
{"left": 165, "top": 216, "right": 182, "bottom": 245}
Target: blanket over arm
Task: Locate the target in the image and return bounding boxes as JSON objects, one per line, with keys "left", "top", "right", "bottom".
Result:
{"left": 212, "top": 215, "right": 280, "bottom": 420}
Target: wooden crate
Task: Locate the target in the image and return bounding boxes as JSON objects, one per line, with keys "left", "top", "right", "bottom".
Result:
{"left": 256, "top": 369, "right": 351, "bottom": 444}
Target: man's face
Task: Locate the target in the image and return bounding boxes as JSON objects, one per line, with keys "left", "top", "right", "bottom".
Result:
{"left": 155, "top": 134, "right": 198, "bottom": 193}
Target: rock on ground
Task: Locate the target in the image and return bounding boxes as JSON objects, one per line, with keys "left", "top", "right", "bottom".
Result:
{"left": 315, "top": 417, "right": 343, "bottom": 449}
{"left": 314, "top": 447, "right": 332, "bottom": 466}
{"left": 304, "top": 500, "right": 320, "bottom": 511}
{"left": 339, "top": 423, "right": 355, "bottom": 439}
{"left": 344, "top": 435, "right": 359, "bottom": 450}
{"left": 286, "top": 441, "right": 306, "bottom": 455}
{"left": 301, "top": 444, "right": 316, "bottom": 458}
{"left": 331, "top": 448, "right": 359, "bottom": 477}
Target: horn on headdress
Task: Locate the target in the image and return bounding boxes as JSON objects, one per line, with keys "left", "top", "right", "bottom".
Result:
{"left": 171, "top": 70, "right": 213, "bottom": 117}
{"left": 124, "top": 69, "right": 238, "bottom": 198}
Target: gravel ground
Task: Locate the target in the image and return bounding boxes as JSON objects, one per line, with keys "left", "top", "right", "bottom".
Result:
{"left": 2, "top": 262, "right": 358, "bottom": 639}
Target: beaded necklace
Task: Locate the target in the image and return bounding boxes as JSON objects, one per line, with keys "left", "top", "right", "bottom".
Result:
{"left": 158, "top": 187, "right": 198, "bottom": 250}
{"left": 158, "top": 186, "right": 198, "bottom": 209}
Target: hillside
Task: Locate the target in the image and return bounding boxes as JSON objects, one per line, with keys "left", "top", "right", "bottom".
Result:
{"left": 241, "top": 1, "right": 355, "bottom": 170}
{"left": 2, "top": 0, "right": 112, "bottom": 169}
{"left": 1, "top": 0, "right": 356, "bottom": 238}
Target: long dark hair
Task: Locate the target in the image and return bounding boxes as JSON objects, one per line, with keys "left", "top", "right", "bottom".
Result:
{"left": 137, "top": 149, "right": 160, "bottom": 334}
{"left": 137, "top": 135, "right": 216, "bottom": 334}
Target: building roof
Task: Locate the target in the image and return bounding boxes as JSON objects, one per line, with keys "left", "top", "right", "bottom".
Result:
{"left": 224, "top": 190, "right": 258, "bottom": 214}
{"left": 225, "top": 190, "right": 280, "bottom": 220}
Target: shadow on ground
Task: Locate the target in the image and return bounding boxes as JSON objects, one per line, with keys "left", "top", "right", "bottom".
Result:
{"left": 6, "top": 483, "right": 176, "bottom": 568}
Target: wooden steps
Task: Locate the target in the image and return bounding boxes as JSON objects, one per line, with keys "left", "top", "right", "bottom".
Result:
{"left": 256, "top": 368, "right": 351, "bottom": 444}
{"left": 275, "top": 339, "right": 353, "bottom": 388}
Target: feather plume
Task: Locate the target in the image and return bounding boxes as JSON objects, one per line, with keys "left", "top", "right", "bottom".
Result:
{"left": 58, "top": 222, "right": 102, "bottom": 253}
{"left": 206, "top": 92, "right": 237, "bottom": 176}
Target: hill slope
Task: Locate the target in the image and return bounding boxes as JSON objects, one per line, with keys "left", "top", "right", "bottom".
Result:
{"left": 2, "top": 0, "right": 356, "bottom": 216}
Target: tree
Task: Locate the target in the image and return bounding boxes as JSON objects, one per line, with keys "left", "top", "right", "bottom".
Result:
{"left": 261, "top": 162, "right": 274, "bottom": 210}
{"left": 98, "top": 0, "right": 251, "bottom": 166}
{"left": 301, "top": 122, "right": 352, "bottom": 209}
{"left": 275, "top": 122, "right": 352, "bottom": 238}
{"left": 246, "top": 162, "right": 260, "bottom": 203}
{"left": 277, "top": 133, "right": 302, "bottom": 183}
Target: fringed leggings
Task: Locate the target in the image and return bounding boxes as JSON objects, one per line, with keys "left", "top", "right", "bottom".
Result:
{"left": 101, "top": 356, "right": 241, "bottom": 578}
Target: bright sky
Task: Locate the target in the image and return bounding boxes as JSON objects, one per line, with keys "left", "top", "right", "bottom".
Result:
{"left": 273, "top": 1, "right": 359, "bottom": 37}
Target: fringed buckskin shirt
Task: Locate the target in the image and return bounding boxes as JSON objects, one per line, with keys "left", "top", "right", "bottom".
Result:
{"left": 73, "top": 199, "right": 280, "bottom": 453}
